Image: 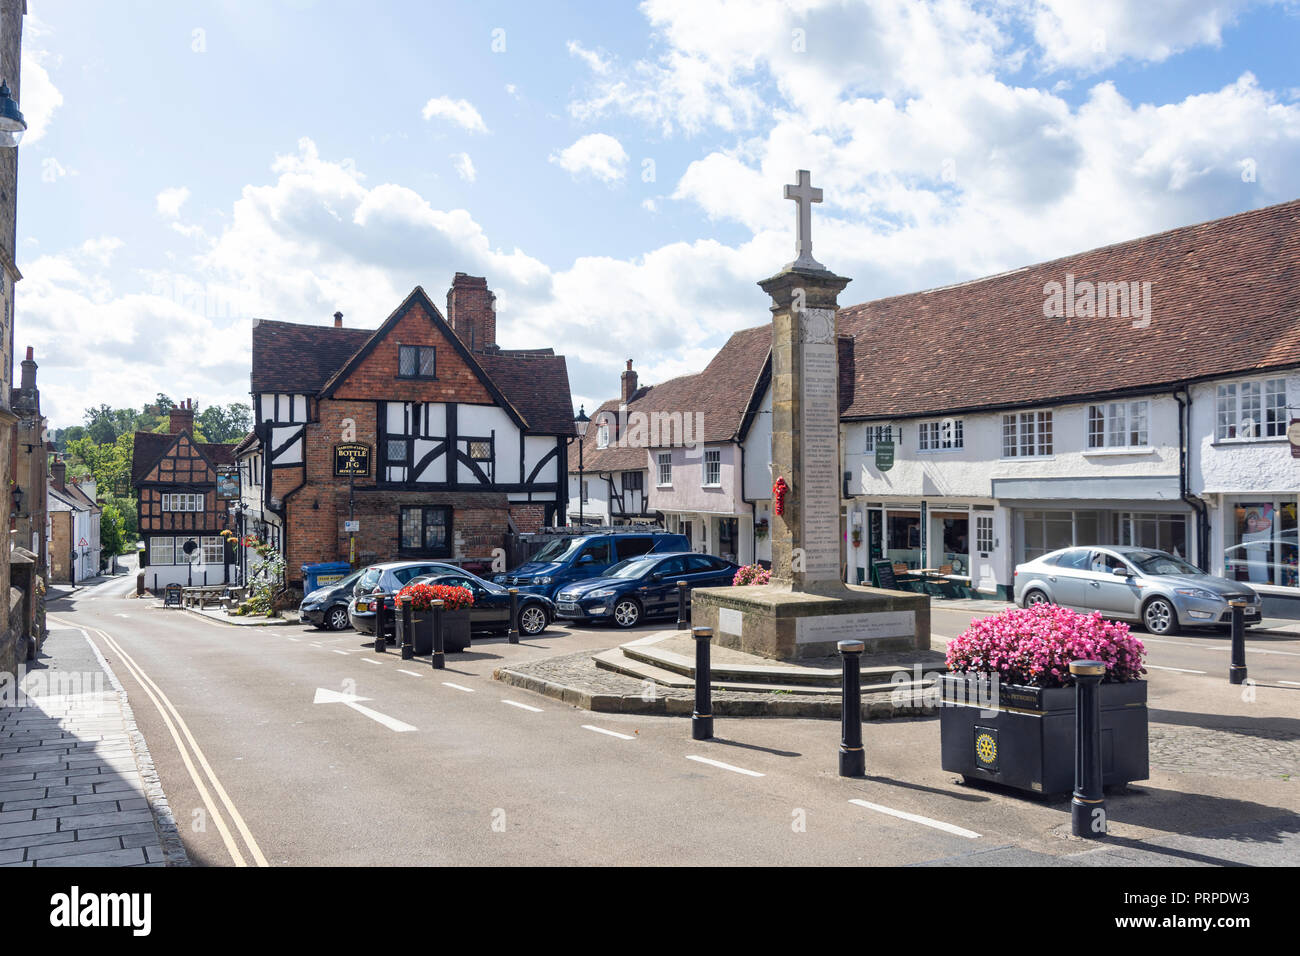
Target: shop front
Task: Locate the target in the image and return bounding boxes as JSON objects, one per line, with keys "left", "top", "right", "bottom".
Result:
{"left": 1215, "top": 494, "right": 1299, "bottom": 617}
{"left": 847, "top": 498, "right": 1002, "bottom": 598}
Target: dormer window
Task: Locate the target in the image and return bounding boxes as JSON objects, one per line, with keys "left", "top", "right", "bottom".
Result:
{"left": 398, "top": 345, "right": 437, "bottom": 379}
{"left": 597, "top": 424, "right": 610, "bottom": 449}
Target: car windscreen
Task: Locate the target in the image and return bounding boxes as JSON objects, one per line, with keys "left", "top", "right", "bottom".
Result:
{"left": 604, "top": 557, "right": 657, "bottom": 579}
{"left": 334, "top": 570, "right": 363, "bottom": 591}
{"left": 531, "top": 537, "right": 583, "bottom": 563}
{"left": 357, "top": 569, "right": 381, "bottom": 593}
{"left": 1130, "top": 551, "right": 1203, "bottom": 576}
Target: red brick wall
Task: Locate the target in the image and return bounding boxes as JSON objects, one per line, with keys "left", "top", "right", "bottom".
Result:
{"left": 509, "top": 503, "right": 547, "bottom": 534}
{"left": 329, "top": 299, "right": 494, "bottom": 404}
{"left": 446, "top": 273, "right": 496, "bottom": 352}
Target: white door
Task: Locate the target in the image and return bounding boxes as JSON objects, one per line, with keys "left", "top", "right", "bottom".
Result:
{"left": 970, "top": 512, "right": 999, "bottom": 595}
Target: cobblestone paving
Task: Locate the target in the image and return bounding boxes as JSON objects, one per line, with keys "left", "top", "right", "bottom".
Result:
{"left": 1150, "top": 724, "right": 1299, "bottom": 781}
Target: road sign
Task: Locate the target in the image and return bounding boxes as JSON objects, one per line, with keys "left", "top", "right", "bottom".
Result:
{"left": 78, "top": 537, "right": 89, "bottom": 547}
{"left": 344, "top": 520, "right": 359, "bottom": 533}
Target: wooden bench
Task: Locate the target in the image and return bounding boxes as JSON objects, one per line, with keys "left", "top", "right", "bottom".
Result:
{"left": 182, "top": 586, "right": 227, "bottom": 609}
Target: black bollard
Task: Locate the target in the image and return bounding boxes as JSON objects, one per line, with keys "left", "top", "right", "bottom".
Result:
{"left": 838, "top": 639, "right": 865, "bottom": 777}
{"left": 374, "top": 594, "right": 387, "bottom": 652}
{"left": 676, "top": 581, "right": 690, "bottom": 630}
{"left": 400, "top": 596, "right": 414, "bottom": 660}
{"left": 508, "top": 588, "right": 520, "bottom": 644}
{"left": 430, "top": 599, "right": 446, "bottom": 670}
{"left": 1069, "top": 660, "right": 1107, "bottom": 839}
{"left": 692, "top": 626, "right": 713, "bottom": 740}
{"left": 1228, "top": 599, "right": 1248, "bottom": 685}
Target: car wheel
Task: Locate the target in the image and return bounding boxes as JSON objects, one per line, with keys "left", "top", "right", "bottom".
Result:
{"left": 326, "top": 606, "right": 350, "bottom": 631}
{"left": 518, "top": 604, "right": 548, "bottom": 636}
{"left": 1143, "top": 598, "right": 1178, "bottom": 636}
{"left": 1023, "top": 589, "right": 1050, "bottom": 608}
{"left": 612, "top": 598, "right": 642, "bottom": 628}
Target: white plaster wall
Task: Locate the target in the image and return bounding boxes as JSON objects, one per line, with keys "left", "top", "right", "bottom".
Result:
{"left": 847, "top": 395, "right": 1183, "bottom": 498}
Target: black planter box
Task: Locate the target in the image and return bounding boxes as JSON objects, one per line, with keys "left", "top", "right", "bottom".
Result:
{"left": 396, "top": 610, "right": 471, "bottom": 653}
{"left": 939, "top": 673, "right": 1148, "bottom": 796}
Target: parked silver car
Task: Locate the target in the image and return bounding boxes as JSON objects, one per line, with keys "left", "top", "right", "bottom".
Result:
{"left": 1013, "top": 546, "right": 1262, "bottom": 635}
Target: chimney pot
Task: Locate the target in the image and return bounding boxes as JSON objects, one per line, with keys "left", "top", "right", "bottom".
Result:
{"left": 169, "top": 399, "right": 196, "bottom": 435}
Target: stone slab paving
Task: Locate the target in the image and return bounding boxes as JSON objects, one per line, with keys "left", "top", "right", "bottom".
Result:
{"left": 0, "top": 626, "right": 187, "bottom": 867}
{"left": 495, "top": 651, "right": 935, "bottom": 718}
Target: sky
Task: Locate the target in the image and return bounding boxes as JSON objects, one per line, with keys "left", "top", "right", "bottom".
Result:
{"left": 14, "top": 0, "right": 1300, "bottom": 429}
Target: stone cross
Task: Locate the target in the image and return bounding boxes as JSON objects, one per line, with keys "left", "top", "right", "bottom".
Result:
{"left": 783, "top": 169, "right": 824, "bottom": 271}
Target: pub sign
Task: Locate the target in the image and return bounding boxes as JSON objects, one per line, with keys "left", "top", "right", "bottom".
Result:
{"left": 216, "top": 466, "right": 240, "bottom": 500}
{"left": 334, "top": 443, "right": 372, "bottom": 477}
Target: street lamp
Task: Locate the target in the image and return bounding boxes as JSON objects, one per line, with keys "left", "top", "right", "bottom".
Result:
{"left": 574, "top": 406, "right": 590, "bottom": 527}
{"left": 0, "top": 78, "right": 26, "bottom": 148}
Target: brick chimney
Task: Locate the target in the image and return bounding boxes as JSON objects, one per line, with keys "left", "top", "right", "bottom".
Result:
{"left": 446, "top": 273, "right": 496, "bottom": 353}
{"left": 169, "top": 398, "right": 195, "bottom": 435}
{"left": 621, "top": 359, "right": 638, "bottom": 404}
{"left": 334, "top": 311, "right": 343, "bottom": 328}
{"left": 19, "top": 346, "right": 36, "bottom": 390}
{"left": 50, "top": 457, "right": 66, "bottom": 492}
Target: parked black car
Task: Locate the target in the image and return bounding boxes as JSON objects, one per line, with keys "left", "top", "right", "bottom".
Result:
{"left": 299, "top": 569, "right": 366, "bottom": 630}
{"left": 410, "top": 573, "right": 556, "bottom": 637}
{"left": 553, "top": 552, "right": 738, "bottom": 628}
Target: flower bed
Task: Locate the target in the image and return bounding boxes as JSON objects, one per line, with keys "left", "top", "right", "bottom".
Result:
{"left": 397, "top": 582, "right": 474, "bottom": 611}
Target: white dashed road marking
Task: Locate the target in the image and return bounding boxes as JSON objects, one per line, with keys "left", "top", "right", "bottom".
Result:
{"left": 1280, "top": 680, "right": 1300, "bottom": 687}
{"left": 361, "top": 658, "right": 380, "bottom": 666}
{"left": 333, "top": 650, "right": 350, "bottom": 656}
{"left": 397, "top": 669, "right": 422, "bottom": 678}
{"left": 582, "top": 724, "right": 634, "bottom": 740}
{"left": 1146, "top": 664, "right": 1206, "bottom": 674}
{"left": 502, "top": 699, "right": 543, "bottom": 713}
{"left": 849, "top": 799, "right": 981, "bottom": 839}
{"left": 686, "top": 755, "right": 763, "bottom": 777}
{"left": 443, "top": 682, "right": 474, "bottom": 693}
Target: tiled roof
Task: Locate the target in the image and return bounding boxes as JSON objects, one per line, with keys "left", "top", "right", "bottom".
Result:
{"left": 477, "top": 350, "right": 576, "bottom": 435}
{"left": 130, "top": 431, "right": 235, "bottom": 483}
{"left": 838, "top": 198, "right": 1300, "bottom": 419}
{"left": 566, "top": 398, "right": 653, "bottom": 473}
{"left": 253, "top": 290, "right": 575, "bottom": 435}
{"left": 569, "top": 326, "right": 772, "bottom": 472}
{"left": 251, "top": 320, "right": 372, "bottom": 394}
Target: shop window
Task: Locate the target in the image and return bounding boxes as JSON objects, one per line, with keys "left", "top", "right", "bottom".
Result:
{"left": 150, "top": 537, "right": 175, "bottom": 566}
{"left": 202, "top": 536, "right": 224, "bottom": 565}
{"left": 1224, "top": 500, "right": 1298, "bottom": 588}
{"left": 886, "top": 512, "right": 922, "bottom": 569}
{"left": 1116, "top": 512, "right": 1188, "bottom": 558}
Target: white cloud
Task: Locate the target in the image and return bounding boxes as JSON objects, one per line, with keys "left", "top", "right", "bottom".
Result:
{"left": 1027, "top": 0, "right": 1262, "bottom": 73}
{"left": 155, "top": 186, "right": 191, "bottom": 219}
{"left": 17, "top": 49, "right": 62, "bottom": 145}
{"left": 420, "top": 96, "right": 488, "bottom": 133}
{"left": 549, "top": 133, "right": 629, "bottom": 184}
{"left": 451, "top": 152, "right": 476, "bottom": 183}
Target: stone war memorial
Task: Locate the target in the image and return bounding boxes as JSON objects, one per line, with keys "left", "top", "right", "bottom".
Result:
{"left": 691, "top": 171, "right": 930, "bottom": 660}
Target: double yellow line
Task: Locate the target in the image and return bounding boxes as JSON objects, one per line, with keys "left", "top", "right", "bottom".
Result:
{"left": 51, "top": 616, "right": 269, "bottom": 867}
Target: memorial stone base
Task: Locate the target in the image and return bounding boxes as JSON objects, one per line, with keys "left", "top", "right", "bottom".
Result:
{"left": 689, "top": 584, "right": 930, "bottom": 662}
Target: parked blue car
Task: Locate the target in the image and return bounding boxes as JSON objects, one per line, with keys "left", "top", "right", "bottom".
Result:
{"left": 497, "top": 531, "right": 689, "bottom": 599}
{"left": 553, "top": 552, "right": 739, "bottom": 628}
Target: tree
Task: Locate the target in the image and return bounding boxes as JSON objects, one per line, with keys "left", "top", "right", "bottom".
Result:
{"left": 197, "top": 402, "right": 253, "bottom": 444}
{"left": 100, "top": 501, "right": 127, "bottom": 557}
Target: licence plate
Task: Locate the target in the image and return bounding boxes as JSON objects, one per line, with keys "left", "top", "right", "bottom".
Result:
{"left": 356, "top": 602, "right": 371, "bottom": 612}
{"left": 557, "top": 602, "right": 579, "bottom": 612}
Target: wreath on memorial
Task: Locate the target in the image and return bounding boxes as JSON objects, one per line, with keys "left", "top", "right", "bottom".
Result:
{"left": 772, "top": 477, "right": 789, "bottom": 516}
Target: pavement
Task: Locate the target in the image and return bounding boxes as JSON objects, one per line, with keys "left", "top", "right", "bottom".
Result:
{"left": 28, "top": 573, "right": 1300, "bottom": 867}
{"left": 0, "top": 619, "right": 186, "bottom": 867}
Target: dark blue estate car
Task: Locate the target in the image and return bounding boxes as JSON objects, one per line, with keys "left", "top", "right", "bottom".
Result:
{"left": 552, "top": 552, "right": 738, "bottom": 628}
{"left": 497, "top": 531, "right": 690, "bottom": 599}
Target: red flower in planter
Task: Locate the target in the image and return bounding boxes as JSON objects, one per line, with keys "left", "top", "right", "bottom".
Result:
{"left": 772, "top": 477, "right": 789, "bottom": 516}
{"left": 398, "top": 582, "right": 474, "bottom": 612}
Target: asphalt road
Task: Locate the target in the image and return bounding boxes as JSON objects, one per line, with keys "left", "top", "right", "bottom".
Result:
{"left": 42, "top": 576, "right": 1300, "bottom": 867}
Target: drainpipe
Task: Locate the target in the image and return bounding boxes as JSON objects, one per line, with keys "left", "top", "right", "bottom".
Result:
{"left": 1175, "top": 385, "right": 1211, "bottom": 571}
{"left": 738, "top": 439, "right": 757, "bottom": 566}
